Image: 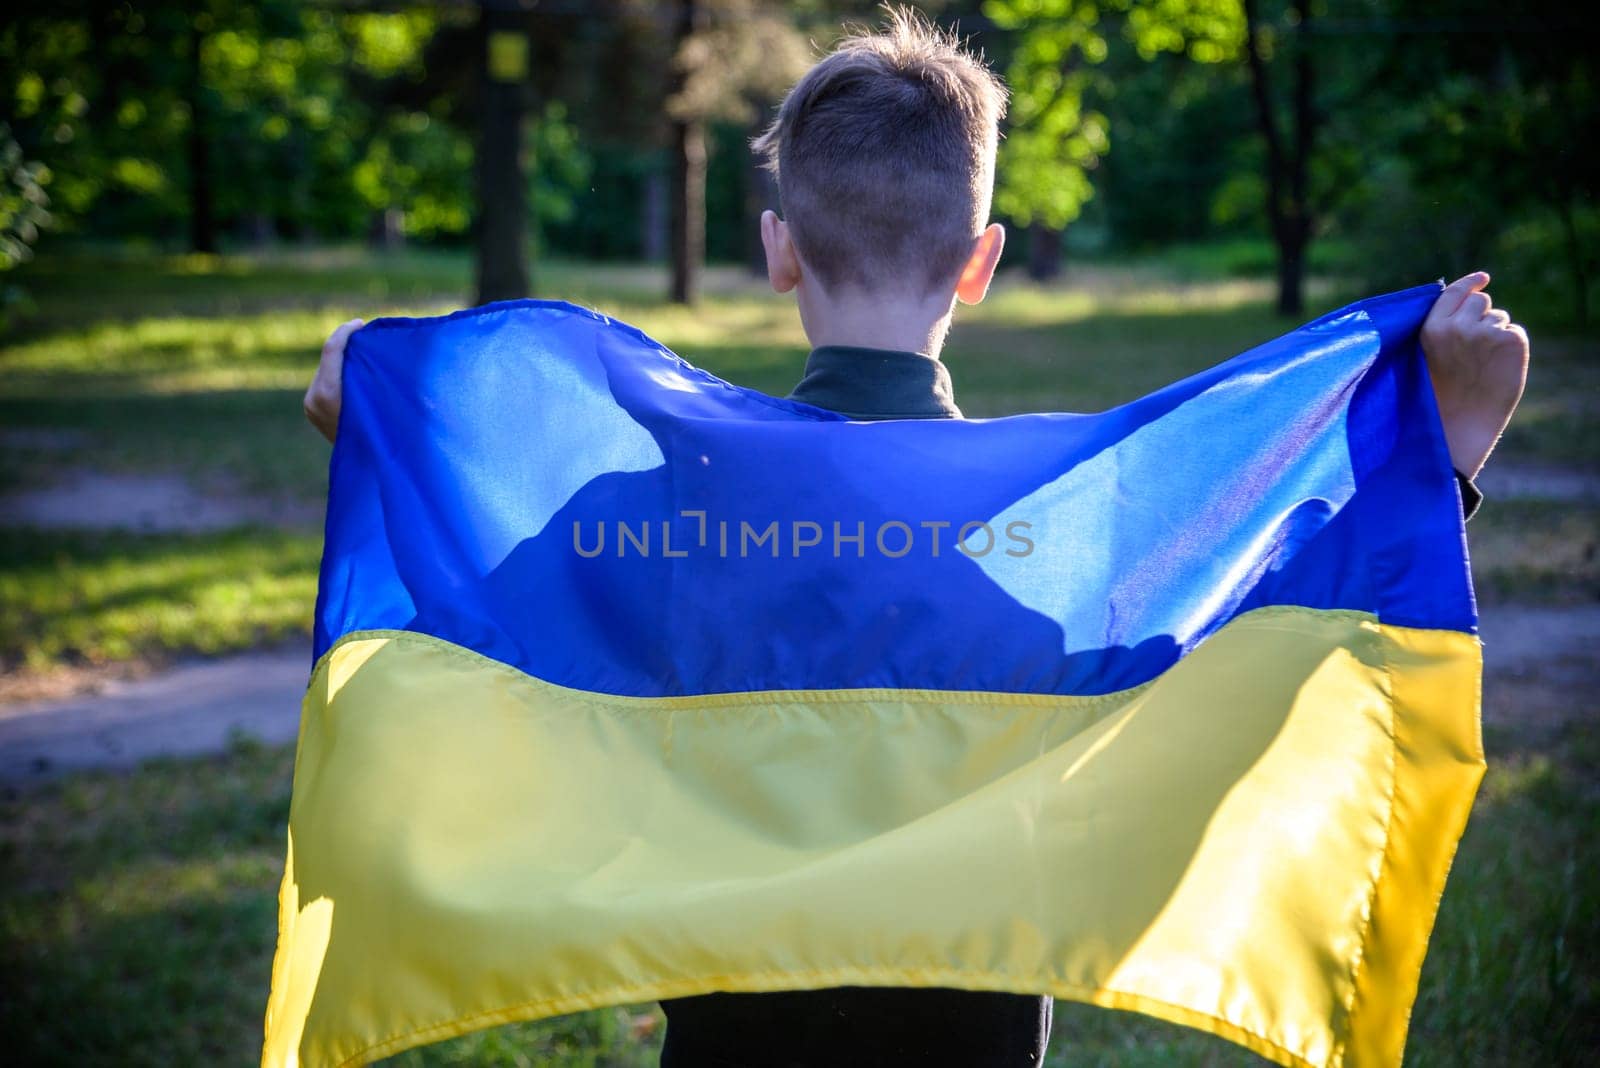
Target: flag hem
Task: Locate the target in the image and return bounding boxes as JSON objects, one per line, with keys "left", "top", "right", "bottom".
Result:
{"left": 322, "top": 968, "right": 1320, "bottom": 1068}
{"left": 306, "top": 603, "right": 1414, "bottom": 710}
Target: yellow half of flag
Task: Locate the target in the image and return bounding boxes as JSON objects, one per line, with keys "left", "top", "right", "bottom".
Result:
{"left": 266, "top": 609, "right": 1480, "bottom": 1067}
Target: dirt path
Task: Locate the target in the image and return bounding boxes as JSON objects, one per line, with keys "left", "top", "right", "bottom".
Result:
{"left": 0, "top": 470, "right": 321, "bottom": 532}
{"left": 2, "top": 605, "right": 1595, "bottom": 790}
{"left": 0, "top": 646, "right": 309, "bottom": 787}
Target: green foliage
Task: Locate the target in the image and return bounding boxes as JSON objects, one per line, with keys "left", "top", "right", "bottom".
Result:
{"left": 0, "top": 121, "right": 53, "bottom": 270}
{"left": 669, "top": 0, "right": 813, "bottom": 125}
{"left": 984, "top": 0, "right": 1246, "bottom": 230}
{"left": 3, "top": 0, "right": 1596, "bottom": 308}
{"left": 529, "top": 103, "right": 594, "bottom": 241}
{"left": 1091, "top": 54, "right": 1256, "bottom": 246}
{"left": 352, "top": 111, "right": 475, "bottom": 239}
{"left": 0, "top": 2, "right": 472, "bottom": 247}
{"left": 0, "top": 119, "right": 53, "bottom": 327}
{"left": 1335, "top": 0, "right": 1600, "bottom": 324}
{"left": 1122, "top": 0, "right": 1244, "bottom": 64}
{"left": 984, "top": 0, "right": 1113, "bottom": 229}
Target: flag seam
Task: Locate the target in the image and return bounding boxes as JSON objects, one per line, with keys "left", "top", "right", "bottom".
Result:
{"left": 310, "top": 603, "right": 1394, "bottom": 709}
{"left": 1327, "top": 625, "right": 1402, "bottom": 1067}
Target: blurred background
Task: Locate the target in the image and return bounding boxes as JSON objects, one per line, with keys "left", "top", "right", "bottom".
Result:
{"left": 0, "top": 2, "right": 1595, "bottom": 1065}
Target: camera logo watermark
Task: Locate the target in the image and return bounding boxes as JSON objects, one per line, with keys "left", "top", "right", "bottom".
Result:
{"left": 573, "top": 510, "right": 1034, "bottom": 559}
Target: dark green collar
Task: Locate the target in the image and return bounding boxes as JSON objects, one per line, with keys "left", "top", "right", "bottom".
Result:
{"left": 786, "top": 345, "right": 962, "bottom": 421}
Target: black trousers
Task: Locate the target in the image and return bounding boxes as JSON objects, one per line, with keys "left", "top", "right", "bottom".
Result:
{"left": 658, "top": 989, "right": 1053, "bottom": 1067}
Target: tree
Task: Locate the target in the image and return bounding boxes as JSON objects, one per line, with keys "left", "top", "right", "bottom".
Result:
{"left": 987, "top": 0, "right": 1348, "bottom": 314}
{"left": 983, "top": 0, "right": 1113, "bottom": 265}
{"left": 184, "top": 14, "right": 218, "bottom": 253}
{"left": 1369, "top": 0, "right": 1599, "bottom": 325}
{"left": 2, "top": 0, "right": 455, "bottom": 253}
{"left": 475, "top": 2, "right": 532, "bottom": 303}
{"left": 668, "top": 0, "right": 709, "bottom": 304}
{"left": 0, "top": 121, "right": 52, "bottom": 326}
{"left": 664, "top": 0, "right": 808, "bottom": 304}
{"left": 1240, "top": 0, "right": 1313, "bottom": 315}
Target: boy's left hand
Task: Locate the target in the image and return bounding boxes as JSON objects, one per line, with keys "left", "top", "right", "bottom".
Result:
{"left": 1420, "top": 272, "right": 1529, "bottom": 479}
{"left": 305, "top": 318, "right": 364, "bottom": 444}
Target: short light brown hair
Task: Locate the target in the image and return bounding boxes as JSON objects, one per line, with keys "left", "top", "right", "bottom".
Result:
{"left": 752, "top": 7, "right": 1007, "bottom": 295}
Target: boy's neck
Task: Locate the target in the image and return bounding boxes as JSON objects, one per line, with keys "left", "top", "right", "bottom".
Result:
{"left": 796, "top": 278, "right": 958, "bottom": 359}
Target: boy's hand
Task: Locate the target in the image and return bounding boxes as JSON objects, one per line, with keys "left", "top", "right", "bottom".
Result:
{"left": 304, "top": 319, "right": 364, "bottom": 443}
{"left": 1420, "top": 273, "right": 1529, "bottom": 478}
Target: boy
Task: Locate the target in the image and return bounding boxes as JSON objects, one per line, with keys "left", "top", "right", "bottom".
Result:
{"left": 303, "top": 9, "right": 1527, "bottom": 1065}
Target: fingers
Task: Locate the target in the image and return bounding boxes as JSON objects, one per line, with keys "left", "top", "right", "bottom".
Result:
{"left": 322, "top": 318, "right": 365, "bottom": 360}
{"left": 1429, "top": 271, "right": 1491, "bottom": 321}
{"left": 1457, "top": 290, "right": 1492, "bottom": 320}
{"left": 305, "top": 318, "right": 363, "bottom": 445}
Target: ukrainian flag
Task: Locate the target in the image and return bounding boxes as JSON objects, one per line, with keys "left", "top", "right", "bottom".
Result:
{"left": 263, "top": 283, "right": 1482, "bottom": 1068}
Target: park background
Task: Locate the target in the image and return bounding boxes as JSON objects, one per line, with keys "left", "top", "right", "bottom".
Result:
{"left": 0, "top": 1, "right": 1595, "bottom": 1064}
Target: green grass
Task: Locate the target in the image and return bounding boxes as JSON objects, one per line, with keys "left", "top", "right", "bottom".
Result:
{"left": 0, "top": 528, "right": 321, "bottom": 674}
{"left": 2, "top": 702, "right": 1593, "bottom": 1065}
{"left": 1469, "top": 501, "right": 1600, "bottom": 606}
{"left": 5, "top": 247, "right": 1594, "bottom": 486}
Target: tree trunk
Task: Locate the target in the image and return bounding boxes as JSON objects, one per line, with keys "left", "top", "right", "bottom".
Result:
{"left": 1026, "top": 223, "right": 1063, "bottom": 281}
{"left": 1243, "top": 0, "right": 1316, "bottom": 318}
{"left": 669, "top": 122, "right": 706, "bottom": 304}
{"left": 1274, "top": 224, "right": 1307, "bottom": 317}
{"left": 668, "top": 0, "right": 707, "bottom": 305}
{"left": 474, "top": 6, "right": 531, "bottom": 306}
{"left": 185, "top": 29, "right": 217, "bottom": 255}
{"left": 368, "top": 208, "right": 405, "bottom": 251}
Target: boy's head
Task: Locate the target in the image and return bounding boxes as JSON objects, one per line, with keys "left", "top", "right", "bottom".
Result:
{"left": 753, "top": 8, "right": 1008, "bottom": 305}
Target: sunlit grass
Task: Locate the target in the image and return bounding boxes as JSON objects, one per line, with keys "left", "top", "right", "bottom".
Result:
{"left": 6, "top": 247, "right": 1594, "bottom": 452}
{"left": 1, "top": 311, "right": 385, "bottom": 392}
{"left": 0, "top": 528, "right": 320, "bottom": 673}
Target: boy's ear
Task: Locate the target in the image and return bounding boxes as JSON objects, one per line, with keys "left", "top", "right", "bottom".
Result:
{"left": 955, "top": 223, "right": 1006, "bottom": 305}
{"left": 760, "top": 210, "right": 802, "bottom": 294}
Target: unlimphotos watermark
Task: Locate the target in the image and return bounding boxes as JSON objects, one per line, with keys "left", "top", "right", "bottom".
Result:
{"left": 573, "top": 510, "right": 1034, "bottom": 559}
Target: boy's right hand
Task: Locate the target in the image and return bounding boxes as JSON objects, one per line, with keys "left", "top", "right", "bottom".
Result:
{"left": 304, "top": 319, "right": 364, "bottom": 443}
